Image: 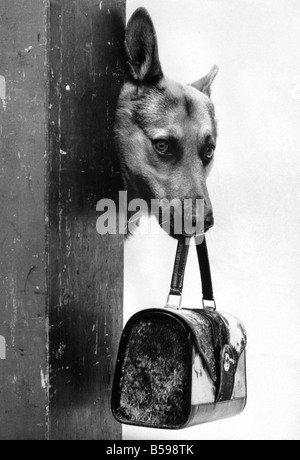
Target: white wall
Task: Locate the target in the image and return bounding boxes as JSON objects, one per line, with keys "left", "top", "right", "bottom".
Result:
{"left": 123, "top": 0, "right": 300, "bottom": 440}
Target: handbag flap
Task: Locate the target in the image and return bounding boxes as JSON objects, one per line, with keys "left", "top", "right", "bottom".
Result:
{"left": 165, "top": 308, "right": 247, "bottom": 384}
{"left": 172, "top": 308, "right": 218, "bottom": 382}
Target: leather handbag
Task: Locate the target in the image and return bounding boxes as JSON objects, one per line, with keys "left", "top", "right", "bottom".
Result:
{"left": 111, "top": 237, "right": 247, "bottom": 429}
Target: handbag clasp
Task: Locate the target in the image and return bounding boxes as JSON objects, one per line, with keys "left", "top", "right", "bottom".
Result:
{"left": 166, "top": 293, "right": 183, "bottom": 310}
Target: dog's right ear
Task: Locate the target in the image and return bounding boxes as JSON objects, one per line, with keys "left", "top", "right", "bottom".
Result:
{"left": 125, "top": 8, "right": 163, "bottom": 84}
{"left": 192, "top": 65, "right": 219, "bottom": 97}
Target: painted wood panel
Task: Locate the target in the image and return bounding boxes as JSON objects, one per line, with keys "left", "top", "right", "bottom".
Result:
{"left": 0, "top": 0, "right": 48, "bottom": 440}
{"left": 48, "top": 0, "right": 125, "bottom": 440}
{"left": 0, "top": 0, "right": 125, "bottom": 440}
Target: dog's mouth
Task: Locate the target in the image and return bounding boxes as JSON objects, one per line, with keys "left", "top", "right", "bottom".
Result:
{"left": 204, "top": 217, "right": 214, "bottom": 233}
{"left": 154, "top": 206, "right": 214, "bottom": 239}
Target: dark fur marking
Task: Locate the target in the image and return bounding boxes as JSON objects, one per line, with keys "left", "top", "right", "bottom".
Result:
{"left": 184, "top": 96, "right": 194, "bottom": 117}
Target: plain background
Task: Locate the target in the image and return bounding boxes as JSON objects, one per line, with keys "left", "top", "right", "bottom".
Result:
{"left": 123, "top": 0, "right": 300, "bottom": 440}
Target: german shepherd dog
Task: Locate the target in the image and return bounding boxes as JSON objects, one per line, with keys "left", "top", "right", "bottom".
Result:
{"left": 115, "top": 8, "right": 218, "bottom": 237}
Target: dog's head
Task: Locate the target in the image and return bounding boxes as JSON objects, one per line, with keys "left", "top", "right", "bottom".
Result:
{"left": 115, "top": 8, "right": 218, "bottom": 236}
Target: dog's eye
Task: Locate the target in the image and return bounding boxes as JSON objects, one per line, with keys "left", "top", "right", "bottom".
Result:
{"left": 153, "top": 139, "right": 169, "bottom": 155}
{"left": 204, "top": 145, "right": 215, "bottom": 160}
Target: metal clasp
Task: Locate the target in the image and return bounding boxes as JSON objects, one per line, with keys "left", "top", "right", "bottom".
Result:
{"left": 166, "top": 294, "right": 183, "bottom": 310}
{"left": 224, "top": 352, "right": 235, "bottom": 372}
{"left": 202, "top": 299, "right": 216, "bottom": 311}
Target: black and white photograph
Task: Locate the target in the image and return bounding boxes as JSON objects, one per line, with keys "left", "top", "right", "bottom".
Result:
{"left": 0, "top": 0, "right": 299, "bottom": 442}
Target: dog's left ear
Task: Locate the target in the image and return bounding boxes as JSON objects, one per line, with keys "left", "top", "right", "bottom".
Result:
{"left": 192, "top": 65, "right": 219, "bottom": 97}
{"left": 125, "top": 8, "right": 163, "bottom": 83}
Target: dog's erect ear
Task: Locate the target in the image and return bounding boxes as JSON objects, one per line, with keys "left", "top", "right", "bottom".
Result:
{"left": 192, "top": 65, "right": 219, "bottom": 97}
{"left": 125, "top": 8, "right": 163, "bottom": 83}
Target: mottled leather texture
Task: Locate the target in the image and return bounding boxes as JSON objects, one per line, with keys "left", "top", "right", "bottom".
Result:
{"left": 112, "top": 308, "right": 247, "bottom": 429}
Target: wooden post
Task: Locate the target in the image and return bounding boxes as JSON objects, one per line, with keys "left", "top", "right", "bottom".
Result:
{"left": 48, "top": 0, "right": 125, "bottom": 441}
{"left": 0, "top": 0, "right": 48, "bottom": 440}
{"left": 0, "top": 0, "right": 125, "bottom": 440}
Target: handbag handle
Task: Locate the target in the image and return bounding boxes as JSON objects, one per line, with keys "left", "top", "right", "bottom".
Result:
{"left": 196, "top": 238, "right": 215, "bottom": 308}
{"left": 166, "top": 236, "right": 216, "bottom": 310}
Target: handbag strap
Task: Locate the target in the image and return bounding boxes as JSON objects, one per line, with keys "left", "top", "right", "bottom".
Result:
{"left": 196, "top": 238, "right": 215, "bottom": 305}
{"left": 167, "top": 236, "right": 216, "bottom": 310}
{"left": 169, "top": 238, "right": 191, "bottom": 296}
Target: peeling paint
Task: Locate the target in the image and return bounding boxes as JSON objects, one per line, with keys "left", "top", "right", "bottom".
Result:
{"left": 9, "top": 375, "right": 18, "bottom": 385}
{"left": 0, "top": 75, "right": 7, "bottom": 111}
{"left": 8, "top": 275, "right": 18, "bottom": 348}
{"left": 0, "top": 335, "right": 6, "bottom": 359}
{"left": 57, "top": 342, "right": 66, "bottom": 358}
{"left": 40, "top": 367, "right": 47, "bottom": 389}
